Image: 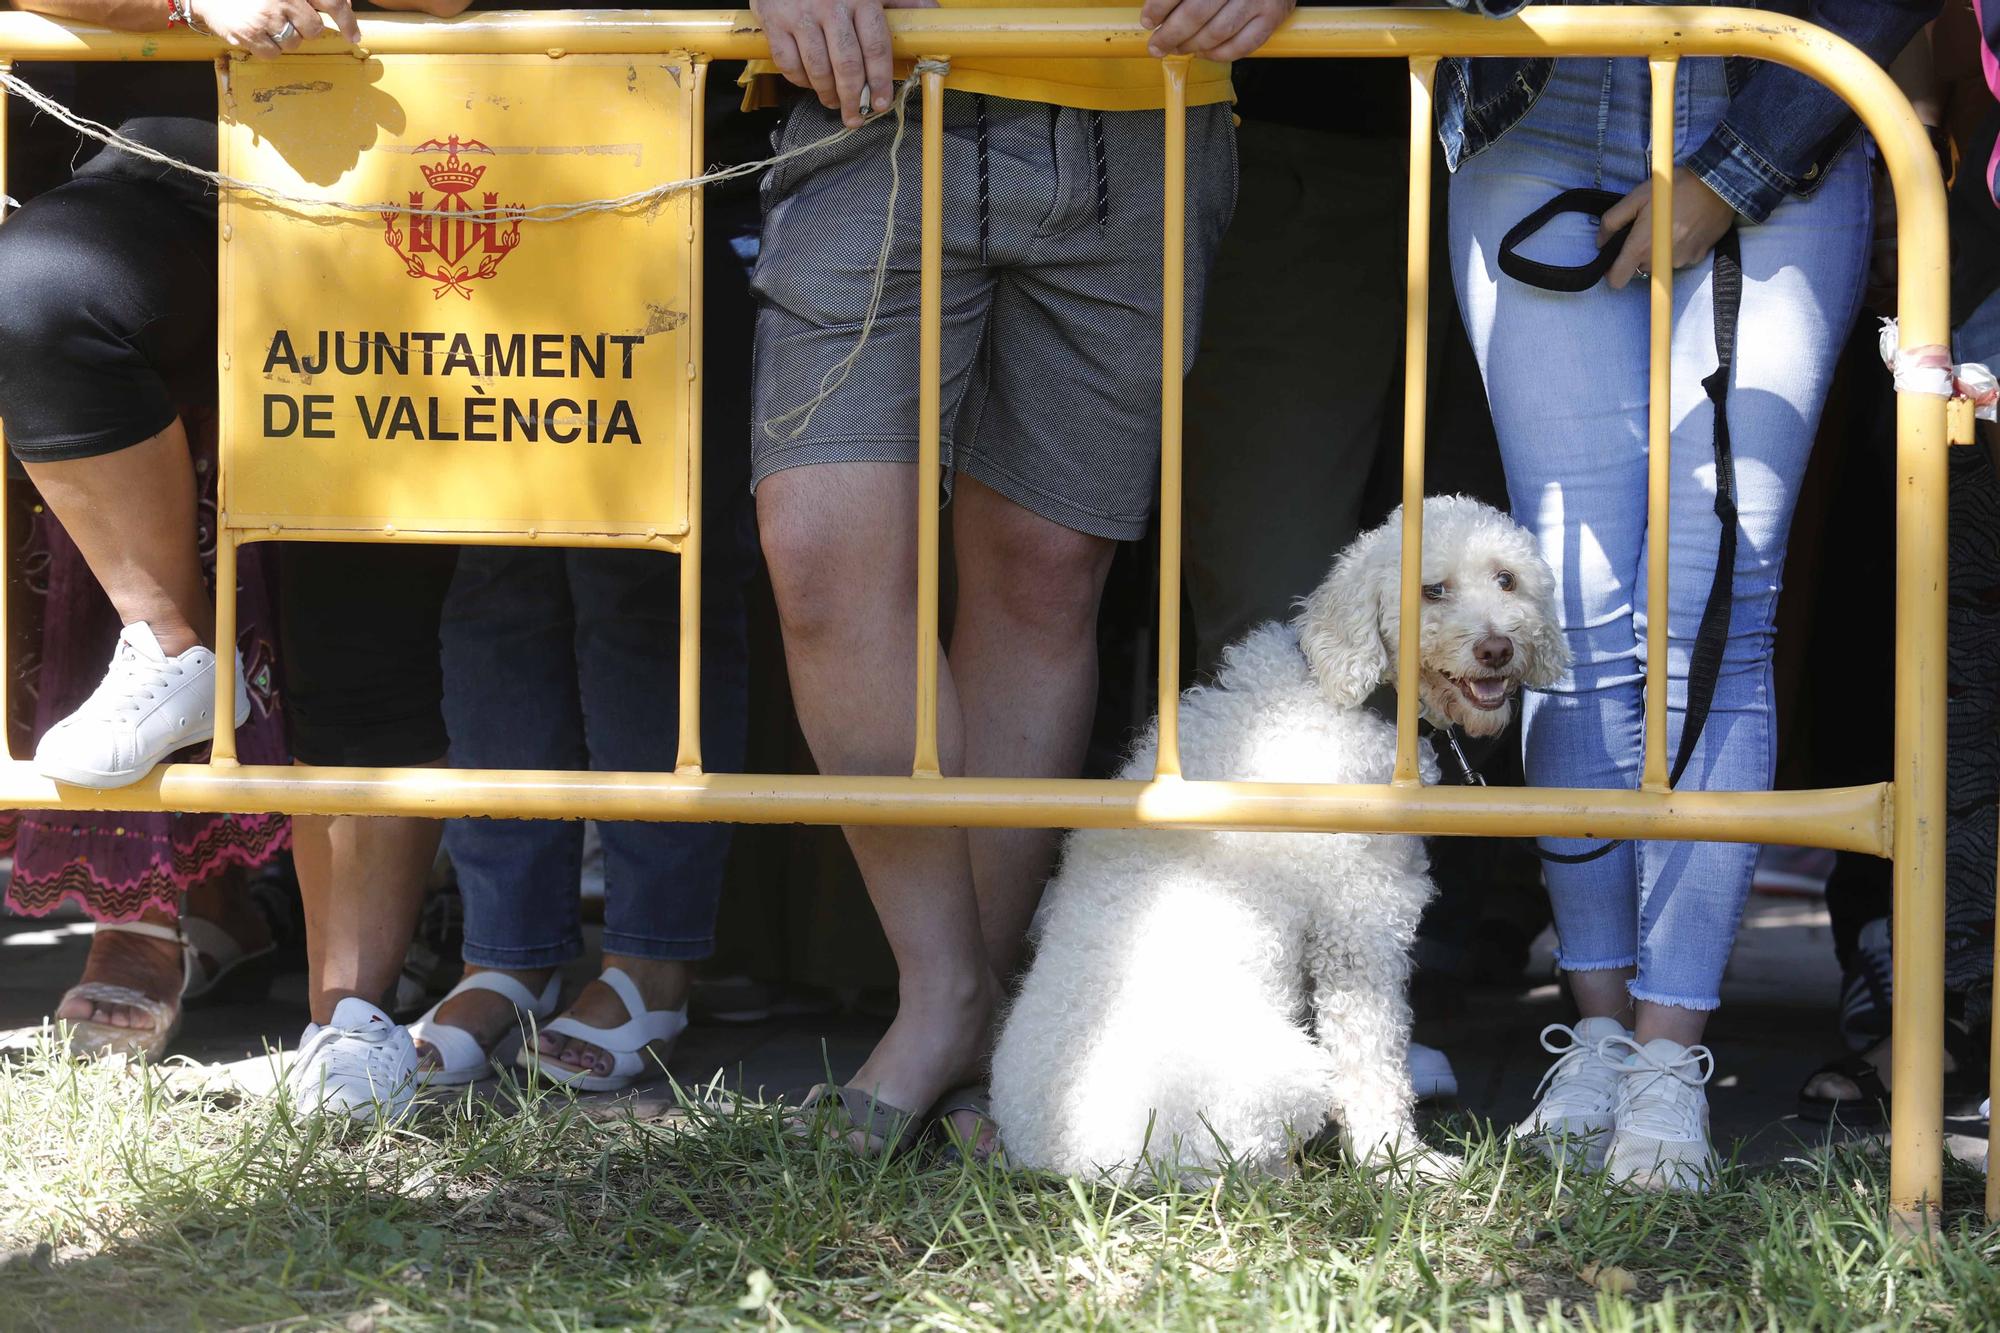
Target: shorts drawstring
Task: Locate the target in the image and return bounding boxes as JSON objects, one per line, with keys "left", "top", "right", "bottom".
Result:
{"left": 1089, "top": 109, "right": 1109, "bottom": 231}
{"left": 975, "top": 94, "right": 991, "bottom": 266}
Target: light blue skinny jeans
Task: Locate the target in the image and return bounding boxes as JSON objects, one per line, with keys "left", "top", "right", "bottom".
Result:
{"left": 1449, "top": 57, "right": 1870, "bottom": 1009}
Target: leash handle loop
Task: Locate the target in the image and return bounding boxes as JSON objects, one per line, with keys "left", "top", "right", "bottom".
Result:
{"left": 1496, "top": 187, "right": 1632, "bottom": 294}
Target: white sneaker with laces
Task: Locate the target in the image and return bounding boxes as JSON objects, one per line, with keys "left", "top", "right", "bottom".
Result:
{"left": 1513, "top": 1016, "right": 1630, "bottom": 1169}
{"left": 1602, "top": 1036, "right": 1718, "bottom": 1193}
{"left": 284, "top": 997, "right": 419, "bottom": 1119}
{"left": 34, "top": 622, "right": 251, "bottom": 789}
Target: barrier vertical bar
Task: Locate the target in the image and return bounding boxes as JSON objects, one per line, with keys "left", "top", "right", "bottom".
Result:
{"left": 1392, "top": 57, "right": 1436, "bottom": 787}
{"left": 1888, "top": 323, "right": 1951, "bottom": 1222}
{"left": 1640, "top": 57, "right": 1676, "bottom": 793}
{"left": 1881, "top": 86, "right": 1951, "bottom": 1230}
{"left": 675, "top": 56, "right": 708, "bottom": 774}
{"left": 1155, "top": 55, "right": 1189, "bottom": 779}
{"left": 913, "top": 61, "right": 946, "bottom": 779}
{"left": 210, "top": 57, "right": 237, "bottom": 765}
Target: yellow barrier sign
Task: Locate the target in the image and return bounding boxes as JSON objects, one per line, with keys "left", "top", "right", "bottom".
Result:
{"left": 218, "top": 54, "right": 697, "bottom": 546}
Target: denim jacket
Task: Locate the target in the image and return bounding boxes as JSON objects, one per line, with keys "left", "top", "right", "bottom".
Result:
{"left": 1436, "top": 0, "right": 1940, "bottom": 223}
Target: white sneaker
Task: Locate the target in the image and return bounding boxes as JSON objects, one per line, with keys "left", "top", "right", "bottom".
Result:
{"left": 1513, "top": 1017, "right": 1630, "bottom": 1169}
{"left": 34, "top": 622, "right": 250, "bottom": 789}
{"left": 1602, "top": 1036, "right": 1717, "bottom": 1193}
{"left": 284, "top": 997, "right": 418, "bottom": 1119}
{"left": 1408, "top": 1041, "right": 1458, "bottom": 1100}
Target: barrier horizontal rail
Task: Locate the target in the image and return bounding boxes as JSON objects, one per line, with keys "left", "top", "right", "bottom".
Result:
{"left": 0, "top": 761, "right": 1891, "bottom": 845}
{"left": 0, "top": 6, "right": 1954, "bottom": 1227}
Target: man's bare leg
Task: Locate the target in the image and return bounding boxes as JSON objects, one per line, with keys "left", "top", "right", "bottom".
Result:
{"left": 758, "top": 463, "right": 993, "bottom": 1128}
{"left": 292, "top": 771, "right": 440, "bottom": 1026}
{"left": 950, "top": 476, "right": 1116, "bottom": 982}
{"left": 942, "top": 477, "right": 1116, "bottom": 1151}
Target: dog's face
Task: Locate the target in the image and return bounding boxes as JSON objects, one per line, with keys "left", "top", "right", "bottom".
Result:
{"left": 1297, "top": 496, "right": 1568, "bottom": 740}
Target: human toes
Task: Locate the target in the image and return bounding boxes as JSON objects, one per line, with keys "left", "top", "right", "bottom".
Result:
{"left": 562, "top": 1039, "right": 611, "bottom": 1076}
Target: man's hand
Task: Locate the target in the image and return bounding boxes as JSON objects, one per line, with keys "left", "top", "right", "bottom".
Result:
{"left": 1140, "top": 0, "right": 1294, "bottom": 62}
{"left": 751, "top": 0, "right": 939, "bottom": 130}
{"left": 1597, "top": 166, "right": 1739, "bottom": 292}
{"left": 190, "top": 0, "right": 360, "bottom": 55}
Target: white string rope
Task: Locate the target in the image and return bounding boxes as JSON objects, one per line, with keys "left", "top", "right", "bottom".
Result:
{"left": 761, "top": 61, "right": 935, "bottom": 443}
{"left": 0, "top": 59, "right": 948, "bottom": 439}
{"left": 0, "top": 63, "right": 924, "bottom": 224}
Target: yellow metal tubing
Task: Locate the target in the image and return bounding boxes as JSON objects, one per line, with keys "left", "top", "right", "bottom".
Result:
{"left": 0, "top": 3, "right": 1952, "bottom": 1221}
{"left": 0, "top": 760, "right": 1889, "bottom": 844}
{"left": 913, "top": 61, "right": 946, "bottom": 780}
{"left": 1154, "top": 55, "right": 1188, "bottom": 780}
{"left": 0, "top": 7, "right": 1957, "bottom": 66}
{"left": 209, "top": 55, "right": 239, "bottom": 765}
{"left": 676, "top": 56, "right": 708, "bottom": 774}
{"left": 1393, "top": 57, "right": 1436, "bottom": 787}
{"left": 1642, "top": 57, "right": 1675, "bottom": 793}
{"left": 1874, "top": 20, "right": 1951, "bottom": 1232}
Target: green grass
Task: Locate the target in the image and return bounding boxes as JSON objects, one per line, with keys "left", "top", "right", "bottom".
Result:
{"left": 1, "top": 1039, "right": 1997, "bottom": 1332}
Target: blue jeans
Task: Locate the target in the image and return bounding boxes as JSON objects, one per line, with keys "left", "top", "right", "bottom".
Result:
{"left": 441, "top": 543, "right": 751, "bottom": 967}
{"left": 1449, "top": 57, "right": 1869, "bottom": 1010}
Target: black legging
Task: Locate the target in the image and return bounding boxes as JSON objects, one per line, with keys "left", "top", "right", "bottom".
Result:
{"left": 0, "top": 119, "right": 217, "bottom": 462}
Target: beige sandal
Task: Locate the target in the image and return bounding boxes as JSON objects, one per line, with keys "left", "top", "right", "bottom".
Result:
{"left": 56, "top": 921, "right": 190, "bottom": 1061}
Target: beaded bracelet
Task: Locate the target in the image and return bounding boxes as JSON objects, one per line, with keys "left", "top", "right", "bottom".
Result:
{"left": 165, "top": 0, "right": 211, "bottom": 35}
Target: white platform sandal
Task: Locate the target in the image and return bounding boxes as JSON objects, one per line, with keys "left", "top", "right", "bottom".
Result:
{"left": 517, "top": 966, "right": 688, "bottom": 1093}
{"left": 408, "top": 971, "right": 563, "bottom": 1086}
{"left": 58, "top": 921, "right": 193, "bottom": 1061}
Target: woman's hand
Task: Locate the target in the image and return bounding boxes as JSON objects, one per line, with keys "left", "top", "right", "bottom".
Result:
{"left": 1597, "top": 166, "right": 1740, "bottom": 291}
{"left": 750, "top": 0, "right": 940, "bottom": 129}
{"left": 1141, "top": 0, "right": 1296, "bottom": 62}
{"left": 190, "top": 0, "right": 359, "bottom": 56}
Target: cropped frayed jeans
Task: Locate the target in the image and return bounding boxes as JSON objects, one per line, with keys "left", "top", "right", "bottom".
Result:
{"left": 1449, "top": 57, "right": 1869, "bottom": 1010}
{"left": 441, "top": 545, "right": 750, "bottom": 967}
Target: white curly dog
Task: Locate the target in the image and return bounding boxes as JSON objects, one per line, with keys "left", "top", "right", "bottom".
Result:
{"left": 991, "top": 496, "right": 1567, "bottom": 1181}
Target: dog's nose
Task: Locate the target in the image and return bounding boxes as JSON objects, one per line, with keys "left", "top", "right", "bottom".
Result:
{"left": 1474, "top": 635, "right": 1514, "bottom": 669}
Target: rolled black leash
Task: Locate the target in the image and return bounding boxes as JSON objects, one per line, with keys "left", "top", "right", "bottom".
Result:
{"left": 1494, "top": 197, "right": 1743, "bottom": 865}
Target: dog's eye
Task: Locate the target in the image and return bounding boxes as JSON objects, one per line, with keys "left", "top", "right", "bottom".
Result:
{"left": 1495, "top": 569, "right": 1516, "bottom": 592}
{"left": 1421, "top": 583, "right": 1446, "bottom": 602}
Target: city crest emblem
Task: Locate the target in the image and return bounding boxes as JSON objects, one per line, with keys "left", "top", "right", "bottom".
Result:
{"left": 382, "top": 136, "right": 523, "bottom": 300}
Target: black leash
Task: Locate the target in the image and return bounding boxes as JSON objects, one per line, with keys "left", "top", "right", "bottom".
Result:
{"left": 1495, "top": 193, "right": 1743, "bottom": 864}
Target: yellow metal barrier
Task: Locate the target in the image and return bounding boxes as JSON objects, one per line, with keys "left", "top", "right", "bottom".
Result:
{"left": 0, "top": 7, "right": 1955, "bottom": 1228}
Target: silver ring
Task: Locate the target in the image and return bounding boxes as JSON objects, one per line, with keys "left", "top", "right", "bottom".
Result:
{"left": 1634, "top": 267, "right": 1651, "bottom": 280}
{"left": 273, "top": 19, "right": 298, "bottom": 43}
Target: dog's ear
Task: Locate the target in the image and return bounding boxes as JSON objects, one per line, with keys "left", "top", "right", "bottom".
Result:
{"left": 1296, "top": 518, "right": 1398, "bottom": 708}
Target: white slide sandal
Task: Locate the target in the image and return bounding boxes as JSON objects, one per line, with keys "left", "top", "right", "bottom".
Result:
{"left": 408, "top": 970, "right": 562, "bottom": 1086}
{"left": 518, "top": 966, "right": 688, "bottom": 1093}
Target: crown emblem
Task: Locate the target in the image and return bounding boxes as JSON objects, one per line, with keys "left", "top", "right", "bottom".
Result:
{"left": 419, "top": 147, "right": 487, "bottom": 195}
{"left": 381, "top": 134, "right": 521, "bottom": 300}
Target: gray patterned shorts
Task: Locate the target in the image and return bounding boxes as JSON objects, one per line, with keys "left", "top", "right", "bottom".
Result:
{"left": 750, "top": 91, "right": 1236, "bottom": 540}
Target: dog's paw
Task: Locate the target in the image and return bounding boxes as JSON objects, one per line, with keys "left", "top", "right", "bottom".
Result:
{"left": 1351, "top": 1140, "right": 1464, "bottom": 1186}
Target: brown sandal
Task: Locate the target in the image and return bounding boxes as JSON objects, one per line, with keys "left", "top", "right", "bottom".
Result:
{"left": 789, "top": 1083, "right": 930, "bottom": 1159}
{"left": 933, "top": 1083, "right": 1002, "bottom": 1165}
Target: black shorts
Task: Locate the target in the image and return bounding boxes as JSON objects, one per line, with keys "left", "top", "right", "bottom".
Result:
{"left": 0, "top": 116, "right": 218, "bottom": 463}
{"left": 278, "top": 543, "right": 459, "bottom": 767}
